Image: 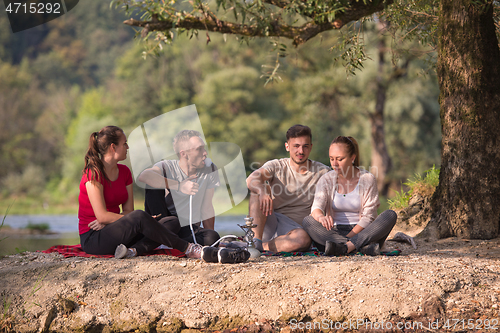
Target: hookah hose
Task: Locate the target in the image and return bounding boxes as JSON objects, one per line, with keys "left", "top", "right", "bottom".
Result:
{"left": 188, "top": 157, "right": 240, "bottom": 248}
{"left": 189, "top": 194, "right": 197, "bottom": 244}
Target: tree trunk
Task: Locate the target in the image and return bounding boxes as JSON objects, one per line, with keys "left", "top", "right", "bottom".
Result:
{"left": 426, "top": 0, "right": 500, "bottom": 239}
{"left": 370, "top": 20, "right": 402, "bottom": 197}
{"left": 370, "top": 23, "right": 393, "bottom": 196}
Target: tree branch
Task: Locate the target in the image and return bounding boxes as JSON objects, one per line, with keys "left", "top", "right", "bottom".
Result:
{"left": 124, "top": 0, "right": 393, "bottom": 46}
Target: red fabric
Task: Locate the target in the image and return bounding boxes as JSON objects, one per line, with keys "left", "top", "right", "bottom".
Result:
{"left": 78, "top": 164, "right": 133, "bottom": 234}
{"left": 42, "top": 244, "right": 185, "bottom": 258}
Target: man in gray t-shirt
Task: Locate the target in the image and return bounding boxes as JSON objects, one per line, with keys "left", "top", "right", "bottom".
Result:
{"left": 138, "top": 130, "right": 220, "bottom": 246}
{"left": 246, "top": 125, "right": 329, "bottom": 252}
{"left": 153, "top": 159, "right": 219, "bottom": 227}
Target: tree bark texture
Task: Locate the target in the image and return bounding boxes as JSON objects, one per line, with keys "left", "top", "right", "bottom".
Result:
{"left": 429, "top": 0, "right": 500, "bottom": 239}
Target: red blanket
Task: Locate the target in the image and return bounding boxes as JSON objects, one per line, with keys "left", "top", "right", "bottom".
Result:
{"left": 42, "top": 244, "right": 185, "bottom": 258}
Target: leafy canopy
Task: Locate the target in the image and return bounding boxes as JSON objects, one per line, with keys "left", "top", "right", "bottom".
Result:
{"left": 112, "top": 0, "right": 500, "bottom": 75}
{"left": 111, "top": 0, "right": 447, "bottom": 76}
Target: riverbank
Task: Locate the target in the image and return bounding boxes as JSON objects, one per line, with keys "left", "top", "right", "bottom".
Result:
{"left": 0, "top": 197, "right": 250, "bottom": 216}
{"left": 0, "top": 215, "right": 248, "bottom": 257}
{"left": 1, "top": 226, "right": 499, "bottom": 333}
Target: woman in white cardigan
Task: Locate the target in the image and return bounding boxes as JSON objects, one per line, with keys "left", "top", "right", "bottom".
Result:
{"left": 303, "top": 136, "right": 397, "bottom": 256}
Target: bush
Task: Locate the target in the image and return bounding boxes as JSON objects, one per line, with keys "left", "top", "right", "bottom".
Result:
{"left": 388, "top": 165, "right": 440, "bottom": 210}
{"left": 1, "top": 165, "right": 46, "bottom": 197}
{"left": 25, "top": 223, "right": 50, "bottom": 232}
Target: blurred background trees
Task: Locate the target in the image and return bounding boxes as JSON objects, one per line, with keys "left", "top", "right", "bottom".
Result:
{"left": 0, "top": 1, "right": 441, "bottom": 211}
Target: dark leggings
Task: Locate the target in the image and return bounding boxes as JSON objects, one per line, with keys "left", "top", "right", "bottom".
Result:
{"left": 303, "top": 210, "right": 397, "bottom": 252}
{"left": 144, "top": 188, "right": 220, "bottom": 246}
{"left": 80, "top": 210, "right": 190, "bottom": 256}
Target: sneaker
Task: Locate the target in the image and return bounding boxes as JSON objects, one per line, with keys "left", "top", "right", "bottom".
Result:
{"left": 185, "top": 243, "right": 203, "bottom": 259}
{"left": 115, "top": 244, "right": 136, "bottom": 259}
{"left": 218, "top": 247, "right": 250, "bottom": 264}
{"left": 359, "top": 243, "right": 380, "bottom": 256}
{"left": 324, "top": 241, "right": 347, "bottom": 256}
{"left": 201, "top": 246, "right": 220, "bottom": 263}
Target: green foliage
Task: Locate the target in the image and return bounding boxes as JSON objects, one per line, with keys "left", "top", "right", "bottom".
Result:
{"left": 110, "top": 0, "right": 454, "bottom": 77}
{"left": 0, "top": 196, "right": 77, "bottom": 215}
{"left": 405, "top": 164, "right": 440, "bottom": 193}
{"left": 0, "top": 2, "right": 134, "bottom": 204}
{"left": 25, "top": 223, "right": 50, "bottom": 232}
{"left": 111, "top": 0, "right": 394, "bottom": 76}
{"left": 0, "top": 60, "right": 39, "bottom": 180}
{"left": 111, "top": 34, "right": 294, "bottom": 169}
{"left": 382, "top": 0, "right": 439, "bottom": 44}
{"left": 384, "top": 65, "right": 441, "bottom": 178}
{"left": 387, "top": 187, "right": 411, "bottom": 209}
{"left": 331, "top": 21, "right": 372, "bottom": 75}
{"left": 1, "top": 296, "right": 14, "bottom": 331}
{"left": 1, "top": 165, "right": 46, "bottom": 197}
{"left": 0, "top": 203, "right": 12, "bottom": 244}
{"left": 388, "top": 165, "right": 440, "bottom": 209}
{"left": 2, "top": 296, "right": 12, "bottom": 319}
{"left": 60, "top": 88, "right": 117, "bottom": 197}
{"left": 1, "top": 4, "right": 444, "bottom": 212}
{"left": 112, "top": 41, "right": 197, "bottom": 125}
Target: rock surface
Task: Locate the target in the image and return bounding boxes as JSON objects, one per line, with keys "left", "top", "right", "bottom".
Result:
{"left": 1, "top": 230, "right": 500, "bottom": 332}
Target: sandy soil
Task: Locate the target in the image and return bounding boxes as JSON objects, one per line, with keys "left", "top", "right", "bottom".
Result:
{"left": 1, "top": 223, "right": 500, "bottom": 332}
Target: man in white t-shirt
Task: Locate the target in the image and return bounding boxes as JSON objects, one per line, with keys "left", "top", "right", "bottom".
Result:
{"left": 246, "top": 125, "right": 330, "bottom": 252}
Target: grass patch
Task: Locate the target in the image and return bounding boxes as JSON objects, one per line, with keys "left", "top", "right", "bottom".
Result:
{"left": 25, "top": 223, "right": 50, "bottom": 232}
{"left": 388, "top": 165, "right": 440, "bottom": 210}
{"left": 0, "top": 196, "right": 78, "bottom": 215}
{"left": 0, "top": 202, "right": 14, "bottom": 244}
{"left": 1, "top": 295, "right": 14, "bottom": 331}
{"left": 388, "top": 188, "right": 412, "bottom": 210}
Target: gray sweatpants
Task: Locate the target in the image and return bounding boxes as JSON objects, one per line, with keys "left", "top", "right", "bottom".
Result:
{"left": 302, "top": 210, "right": 397, "bottom": 252}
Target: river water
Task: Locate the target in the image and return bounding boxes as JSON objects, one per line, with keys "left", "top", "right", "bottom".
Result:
{"left": 0, "top": 215, "right": 247, "bottom": 256}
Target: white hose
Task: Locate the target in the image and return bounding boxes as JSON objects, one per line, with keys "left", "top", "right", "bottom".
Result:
{"left": 190, "top": 157, "right": 213, "bottom": 246}
{"left": 189, "top": 194, "right": 197, "bottom": 244}
{"left": 210, "top": 235, "right": 239, "bottom": 248}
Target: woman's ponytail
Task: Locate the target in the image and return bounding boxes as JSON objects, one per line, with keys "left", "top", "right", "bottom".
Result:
{"left": 82, "top": 126, "right": 123, "bottom": 183}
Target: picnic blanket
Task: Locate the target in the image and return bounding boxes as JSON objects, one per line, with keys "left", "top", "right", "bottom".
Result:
{"left": 42, "top": 244, "right": 185, "bottom": 258}
{"left": 42, "top": 244, "right": 401, "bottom": 259}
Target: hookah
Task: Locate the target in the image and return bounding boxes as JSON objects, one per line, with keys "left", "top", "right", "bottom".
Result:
{"left": 188, "top": 158, "right": 261, "bottom": 259}
{"left": 238, "top": 215, "right": 261, "bottom": 259}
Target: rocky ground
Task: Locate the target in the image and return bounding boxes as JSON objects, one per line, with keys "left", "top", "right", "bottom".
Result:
{"left": 1, "top": 221, "right": 500, "bottom": 332}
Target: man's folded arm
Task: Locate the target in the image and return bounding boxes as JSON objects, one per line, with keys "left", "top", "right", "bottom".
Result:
{"left": 138, "top": 165, "right": 179, "bottom": 190}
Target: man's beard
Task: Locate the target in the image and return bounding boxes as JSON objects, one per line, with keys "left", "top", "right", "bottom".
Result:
{"left": 291, "top": 156, "right": 308, "bottom": 165}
